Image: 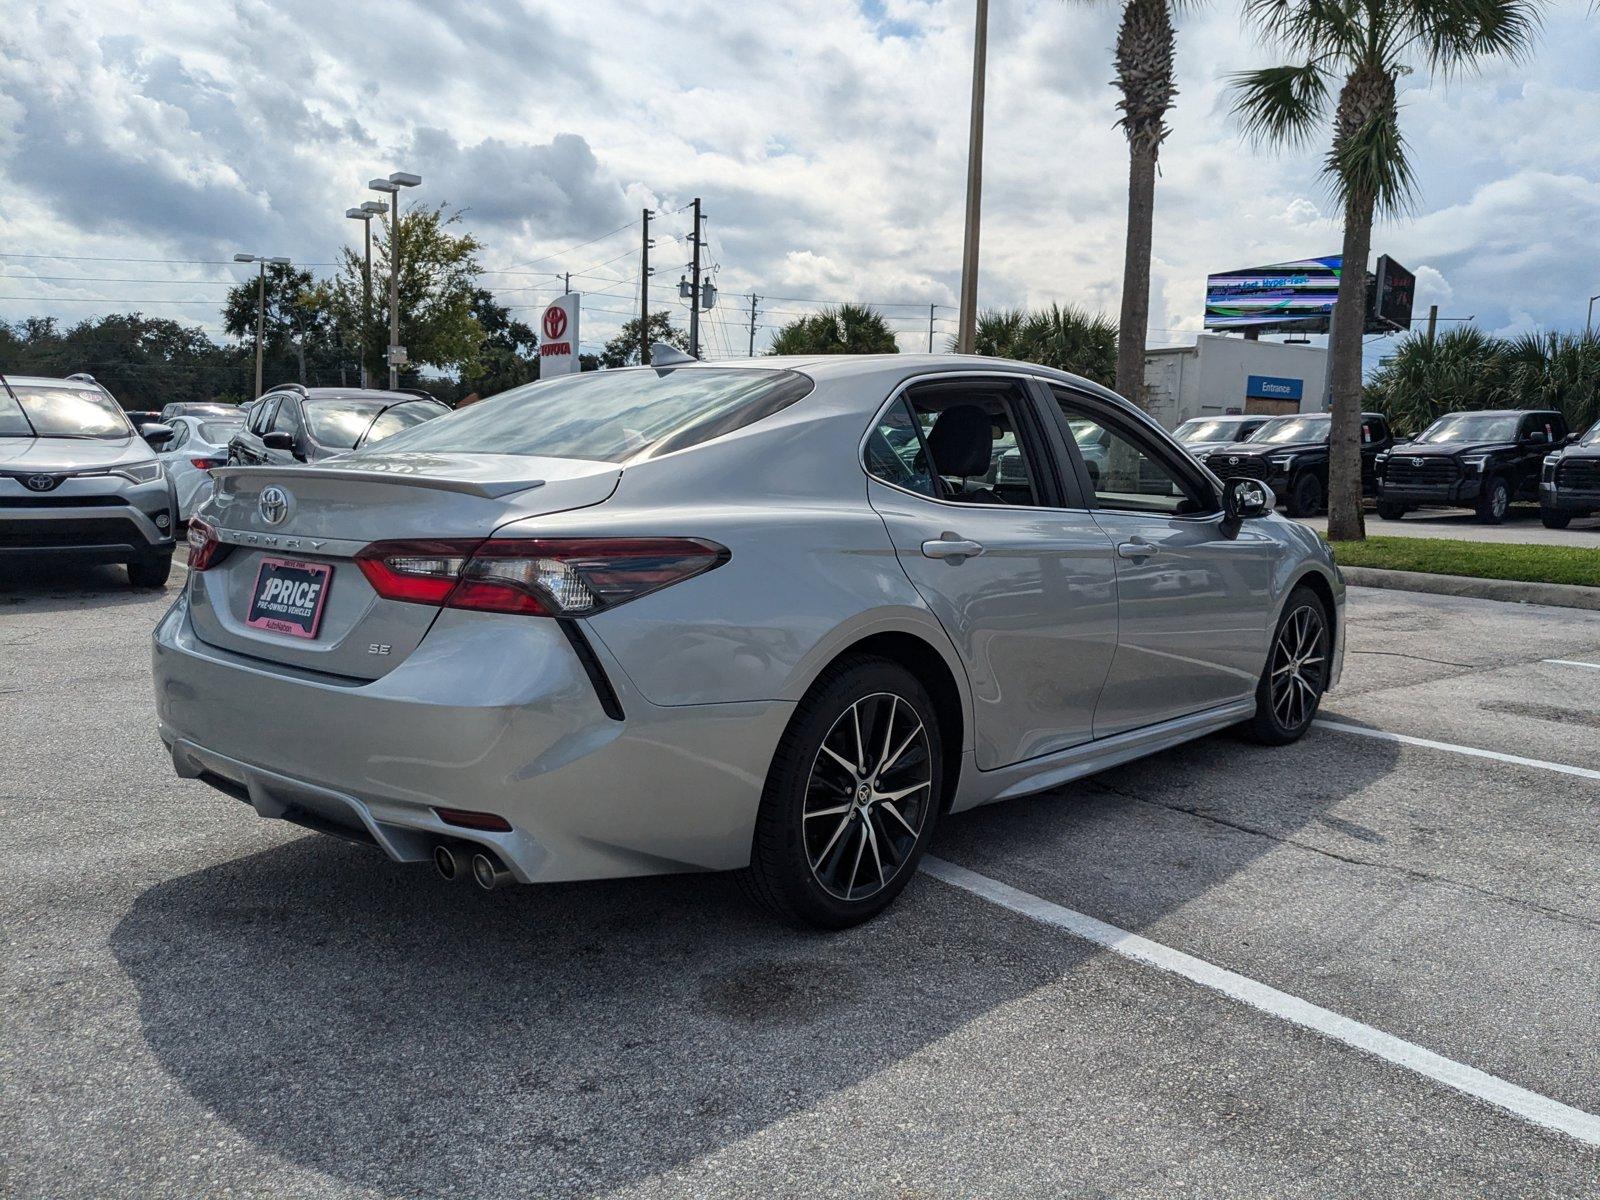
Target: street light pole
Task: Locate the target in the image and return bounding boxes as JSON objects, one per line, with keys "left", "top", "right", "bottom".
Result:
{"left": 369, "top": 171, "right": 421, "bottom": 389}
{"left": 956, "top": 0, "right": 988, "bottom": 355}
{"left": 346, "top": 206, "right": 382, "bottom": 387}
{"left": 233, "top": 253, "right": 291, "bottom": 397}
{"left": 1588, "top": 294, "right": 1599, "bottom": 336}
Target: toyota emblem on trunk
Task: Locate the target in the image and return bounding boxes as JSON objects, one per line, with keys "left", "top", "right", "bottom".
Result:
{"left": 259, "top": 485, "right": 291, "bottom": 526}
{"left": 23, "top": 473, "right": 59, "bottom": 492}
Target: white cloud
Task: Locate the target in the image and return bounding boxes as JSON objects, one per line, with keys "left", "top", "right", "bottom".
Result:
{"left": 1, "top": 0, "right": 1595, "bottom": 360}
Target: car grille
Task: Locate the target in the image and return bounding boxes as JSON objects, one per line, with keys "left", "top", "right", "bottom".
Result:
{"left": 1385, "top": 457, "right": 1459, "bottom": 487}
{"left": 1208, "top": 455, "right": 1269, "bottom": 481}
{"left": 1556, "top": 458, "right": 1600, "bottom": 493}
{"left": 0, "top": 517, "right": 145, "bottom": 548}
{"left": 0, "top": 494, "right": 130, "bottom": 508}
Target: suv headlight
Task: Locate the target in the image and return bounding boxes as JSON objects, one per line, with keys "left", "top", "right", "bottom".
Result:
{"left": 1543, "top": 454, "right": 1561, "bottom": 466}
{"left": 1460, "top": 455, "right": 1488, "bottom": 472}
{"left": 1267, "top": 454, "right": 1297, "bottom": 470}
{"left": 91, "top": 461, "right": 165, "bottom": 485}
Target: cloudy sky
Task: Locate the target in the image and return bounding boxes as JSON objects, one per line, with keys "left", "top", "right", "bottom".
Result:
{"left": 2, "top": 0, "right": 1596, "bottom": 371}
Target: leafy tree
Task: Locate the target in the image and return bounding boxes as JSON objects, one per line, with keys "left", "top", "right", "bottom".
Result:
{"left": 1, "top": 313, "right": 247, "bottom": 410}
{"left": 600, "top": 311, "right": 690, "bottom": 368}
{"left": 330, "top": 203, "right": 486, "bottom": 384}
{"left": 767, "top": 304, "right": 900, "bottom": 355}
{"left": 222, "top": 263, "right": 340, "bottom": 388}
{"left": 1231, "top": 0, "right": 1542, "bottom": 540}
{"left": 1076, "top": 0, "right": 1195, "bottom": 404}
{"left": 959, "top": 304, "right": 1118, "bottom": 387}
{"left": 460, "top": 288, "right": 539, "bottom": 396}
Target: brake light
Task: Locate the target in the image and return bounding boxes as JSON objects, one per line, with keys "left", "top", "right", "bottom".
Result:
{"left": 190, "top": 457, "right": 226, "bottom": 469}
{"left": 357, "top": 537, "right": 728, "bottom": 616}
{"left": 186, "top": 517, "right": 229, "bottom": 571}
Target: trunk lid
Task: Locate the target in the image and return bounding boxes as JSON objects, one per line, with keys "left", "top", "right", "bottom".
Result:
{"left": 188, "top": 452, "right": 620, "bottom": 679}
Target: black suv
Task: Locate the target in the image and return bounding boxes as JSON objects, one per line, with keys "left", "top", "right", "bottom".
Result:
{"left": 1204, "top": 412, "right": 1393, "bottom": 517}
{"left": 1376, "top": 409, "right": 1570, "bottom": 525}
{"left": 228, "top": 384, "right": 449, "bottom": 466}
{"left": 1539, "top": 420, "right": 1599, "bottom": 529}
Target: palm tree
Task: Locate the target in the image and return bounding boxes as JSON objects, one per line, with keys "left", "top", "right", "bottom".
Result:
{"left": 958, "top": 304, "right": 1118, "bottom": 386}
{"left": 1503, "top": 330, "right": 1600, "bottom": 433}
{"left": 768, "top": 304, "right": 900, "bottom": 355}
{"left": 1095, "top": 1, "right": 1191, "bottom": 406}
{"left": 1230, "top": 0, "right": 1542, "bottom": 540}
{"left": 1363, "top": 325, "right": 1509, "bottom": 434}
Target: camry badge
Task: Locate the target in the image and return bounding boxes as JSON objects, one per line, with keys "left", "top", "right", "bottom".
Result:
{"left": 259, "top": 484, "right": 291, "bottom": 526}
{"left": 23, "top": 473, "right": 59, "bottom": 492}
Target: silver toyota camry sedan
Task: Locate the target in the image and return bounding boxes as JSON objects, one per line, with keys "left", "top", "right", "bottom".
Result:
{"left": 152, "top": 353, "right": 1344, "bottom": 927}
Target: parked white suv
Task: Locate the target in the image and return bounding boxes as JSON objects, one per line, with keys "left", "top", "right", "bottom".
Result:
{"left": 0, "top": 373, "right": 179, "bottom": 587}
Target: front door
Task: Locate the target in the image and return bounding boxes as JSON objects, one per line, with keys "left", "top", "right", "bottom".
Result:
{"left": 1050, "top": 386, "right": 1281, "bottom": 738}
{"left": 865, "top": 375, "right": 1118, "bottom": 770}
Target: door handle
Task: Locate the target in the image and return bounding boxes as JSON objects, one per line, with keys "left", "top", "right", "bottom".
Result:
{"left": 922, "top": 536, "right": 985, "bottom": 561}
{"left": 1117, "top": 539, "right": 1158, "bottom": 560}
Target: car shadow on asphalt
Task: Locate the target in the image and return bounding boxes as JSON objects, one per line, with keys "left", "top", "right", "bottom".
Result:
{"left": 0, "top": 562, "right": 177, "bottom": 615}
{"left": 107, "top": 726, "right": 1400, "bottom": 1198}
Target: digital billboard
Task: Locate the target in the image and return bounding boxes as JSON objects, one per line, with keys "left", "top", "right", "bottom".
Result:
{"left": 1203, "top": 254, "right": 1415, "bottom": 334}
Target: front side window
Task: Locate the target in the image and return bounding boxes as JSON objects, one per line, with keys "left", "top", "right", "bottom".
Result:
{"left": 272, "top": 401, "right": 303, "bottom": 438}
{"left": 1054, "top": 389, "right": 1209, "bottom": 515}
{"left": 362, "top": 368, "right": 812, "bottom": 464}
{"left": 166, "top": 422, "right": 191, "bottom": 450}
{"left": 0, "top": 386, "right": 132, "bottom": 440}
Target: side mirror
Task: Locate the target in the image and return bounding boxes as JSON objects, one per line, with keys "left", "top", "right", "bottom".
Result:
{"left": 1223, "top": 476, "right": 1273, "bottom": 526}
{"left": 141, "top": 422, "right": 175, "bottom": 447}
{"left": 261, "top": 431, "right": 295, "bottom": 452}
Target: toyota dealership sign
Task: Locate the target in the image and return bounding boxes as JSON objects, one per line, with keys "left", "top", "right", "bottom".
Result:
{"left": 539, "top": 294, "right": 580, "bottom": 376}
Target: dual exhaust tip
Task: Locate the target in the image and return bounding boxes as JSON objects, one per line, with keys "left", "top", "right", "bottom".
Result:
{"left": 433, "top": 842, "right": 512, "bottom": 891}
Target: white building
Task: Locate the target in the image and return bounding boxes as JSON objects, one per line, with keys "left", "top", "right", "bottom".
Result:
{"left": 1142, "top": 335, "right": 1330, "bottom": 431}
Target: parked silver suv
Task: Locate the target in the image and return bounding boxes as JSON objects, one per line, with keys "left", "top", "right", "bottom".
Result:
{"left": 1, "top": 373, "right": 179, "bottom": 588}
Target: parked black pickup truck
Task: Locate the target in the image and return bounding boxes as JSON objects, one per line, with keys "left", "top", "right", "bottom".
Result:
{"left": 1376, "top": 409, "right": 1571, "bottom": 525}
{"left": 1539, "top": 420, "right": 1599, "bottom": 529}
{"left": 1204, "top": 412, "right": 1393, "bottom": 517}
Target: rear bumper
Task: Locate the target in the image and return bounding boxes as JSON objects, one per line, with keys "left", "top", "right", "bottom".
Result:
{"left": 152, "top": 596, "right": 793, "bottom": 883}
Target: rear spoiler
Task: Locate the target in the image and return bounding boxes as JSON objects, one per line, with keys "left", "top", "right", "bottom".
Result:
{"left": 210, "top": 463, "right": 547, "bottom": 500}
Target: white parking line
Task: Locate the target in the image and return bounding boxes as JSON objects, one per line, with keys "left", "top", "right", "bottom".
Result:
{"left": 920, "top": 856, "right": 1600, "bottom": 1149}
{"left": 1543, "top": 659, "right": 1600, "bottom": 671}
{"left": 1314, "top": 720, "right": 1600, "bottom": 783}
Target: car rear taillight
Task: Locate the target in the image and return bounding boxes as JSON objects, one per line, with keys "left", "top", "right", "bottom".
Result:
{"left": 356, "top": 537, "right": 728, "bottom": 616}
{"left": 189, "top": 457, "right": 226, "bottom": 469}
{"left": 186, "top": 517, "right": 229, "bottom": 571}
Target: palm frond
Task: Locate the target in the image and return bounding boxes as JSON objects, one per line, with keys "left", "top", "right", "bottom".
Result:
{"left": 1228, "top": 62, "right": 1332, "bottom": 148}
{"left": 1410, "top": 0, "right": 1544, "bottom": 75}
{"left": 1326, "top": 97, "right": 1416, "bottom": 214}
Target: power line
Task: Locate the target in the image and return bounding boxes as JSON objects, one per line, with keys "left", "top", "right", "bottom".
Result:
{"left": 0, "top": 251, "right": 337, "bottom": 267}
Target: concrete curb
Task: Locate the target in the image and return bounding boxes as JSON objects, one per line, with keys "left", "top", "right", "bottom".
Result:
{"left": 1340, "top": 566, "right": 1600, "bottom": 611}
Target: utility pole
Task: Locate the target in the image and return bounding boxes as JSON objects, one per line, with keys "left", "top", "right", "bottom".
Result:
{"left": 748, "top": 293, "right": 759, "bottom": 357}
{"left": 956, "top": 0, "right": 988, "bottom": 354}
{"left": 1588, "top": 294, "right": 1598, "bottom": 336}
{"left": 928, "top": 304, "right": 936, "bottom": 353}
{"left": 563, "top": 272, "right": 571, "bottom": 295}
{"left": 689, "top": 197, "right": 703, "bottom": 360}
{"left": 640, "top": 208, "right": 653, "bottom": 365}
{"left": 1426, "top": 304, "right": 1438, "bottom": 345}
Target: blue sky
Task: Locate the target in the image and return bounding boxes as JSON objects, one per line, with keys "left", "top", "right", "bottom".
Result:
{"left": 1, "top": 0, "right": 1596, "bottom": 366}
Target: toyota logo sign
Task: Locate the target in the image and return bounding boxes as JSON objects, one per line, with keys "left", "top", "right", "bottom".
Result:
{"left": 542, "top": 306, "right": 568, "bottom": 340}
{"left": 23, "top": 473, "right": 60, "bottom": 492}
{"left": 259, "top": 484, "right": 291, "bottom": 526}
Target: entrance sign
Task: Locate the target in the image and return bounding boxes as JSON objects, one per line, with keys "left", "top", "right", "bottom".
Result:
{"left": 539, "top": 295, "right": 580, "bottom": 376}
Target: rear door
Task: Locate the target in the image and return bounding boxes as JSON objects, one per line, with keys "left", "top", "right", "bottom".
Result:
{"left": 865, "top": 373, "right": 1117, "bottom": 770}
{"left": 1049, "top": 386, "right": 1279, "bottom": 738}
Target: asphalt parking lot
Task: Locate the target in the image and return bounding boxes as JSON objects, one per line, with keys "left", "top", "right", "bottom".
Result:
{"left": 3, "top": 563, "right": 1598, "bottom": 1198}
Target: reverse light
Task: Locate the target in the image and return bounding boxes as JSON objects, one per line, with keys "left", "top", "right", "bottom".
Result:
{"left": 186, "top": 517, "right": 229, "bottom": 571}
{"left": 357, "top": 537, "right": 729, "bottom": 617}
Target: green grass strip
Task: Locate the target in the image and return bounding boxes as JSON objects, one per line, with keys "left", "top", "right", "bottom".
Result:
{"left": 1326, "top": 535, "right": 1599, "bottom": 588}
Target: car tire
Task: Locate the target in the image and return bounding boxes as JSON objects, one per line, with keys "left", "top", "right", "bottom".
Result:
{"left": 1241, "top": 585, "right": 1330, "bottom": 746}
{"left": 1540, "top": 508, "right": 1572, "bottom": 530}
{"left": 1284, "top": 473, "right": 1323, "bottom": 518}
{"left": 740, "top": 656, "right": 943, "bottom": 929}
{"left": 127, "top": 550, "right": 173, "bottom": 590}
{"left": 1376, "top": 500, "right": 1408, "bottom": 521}
{"left": 1475, "top": 476, "right": 1510, "bottom": 524}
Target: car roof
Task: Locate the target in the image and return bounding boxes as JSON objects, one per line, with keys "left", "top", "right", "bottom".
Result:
{"left": 0, "top": 375, "right": 104, "bottom": 391}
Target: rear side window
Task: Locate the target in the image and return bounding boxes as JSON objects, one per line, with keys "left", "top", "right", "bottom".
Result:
{"left": 363, "top": 368, "right": 813, "bottom": 464}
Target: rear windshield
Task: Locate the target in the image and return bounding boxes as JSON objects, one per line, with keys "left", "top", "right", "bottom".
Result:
{"left": 305, "top": 397, "right": 449, "bottom": 449}
{"left": 1250, "top": 415, "right": 1329, "bottom": 445}
{"left": 0, "top": 386, "right": 132, "bottom": 440}
{"left": 199, "top": 419, "right": 244, "bottom": 443}
{"left": 363, "top": 367, "right": 814, "bottom": 464}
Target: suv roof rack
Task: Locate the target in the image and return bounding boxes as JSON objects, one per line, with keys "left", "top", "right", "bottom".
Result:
{"left": 265, "top": 382, "right": 308, "bottom": 397}
{"left": 66, "top": 372, "right": 98, "bottom": 384}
